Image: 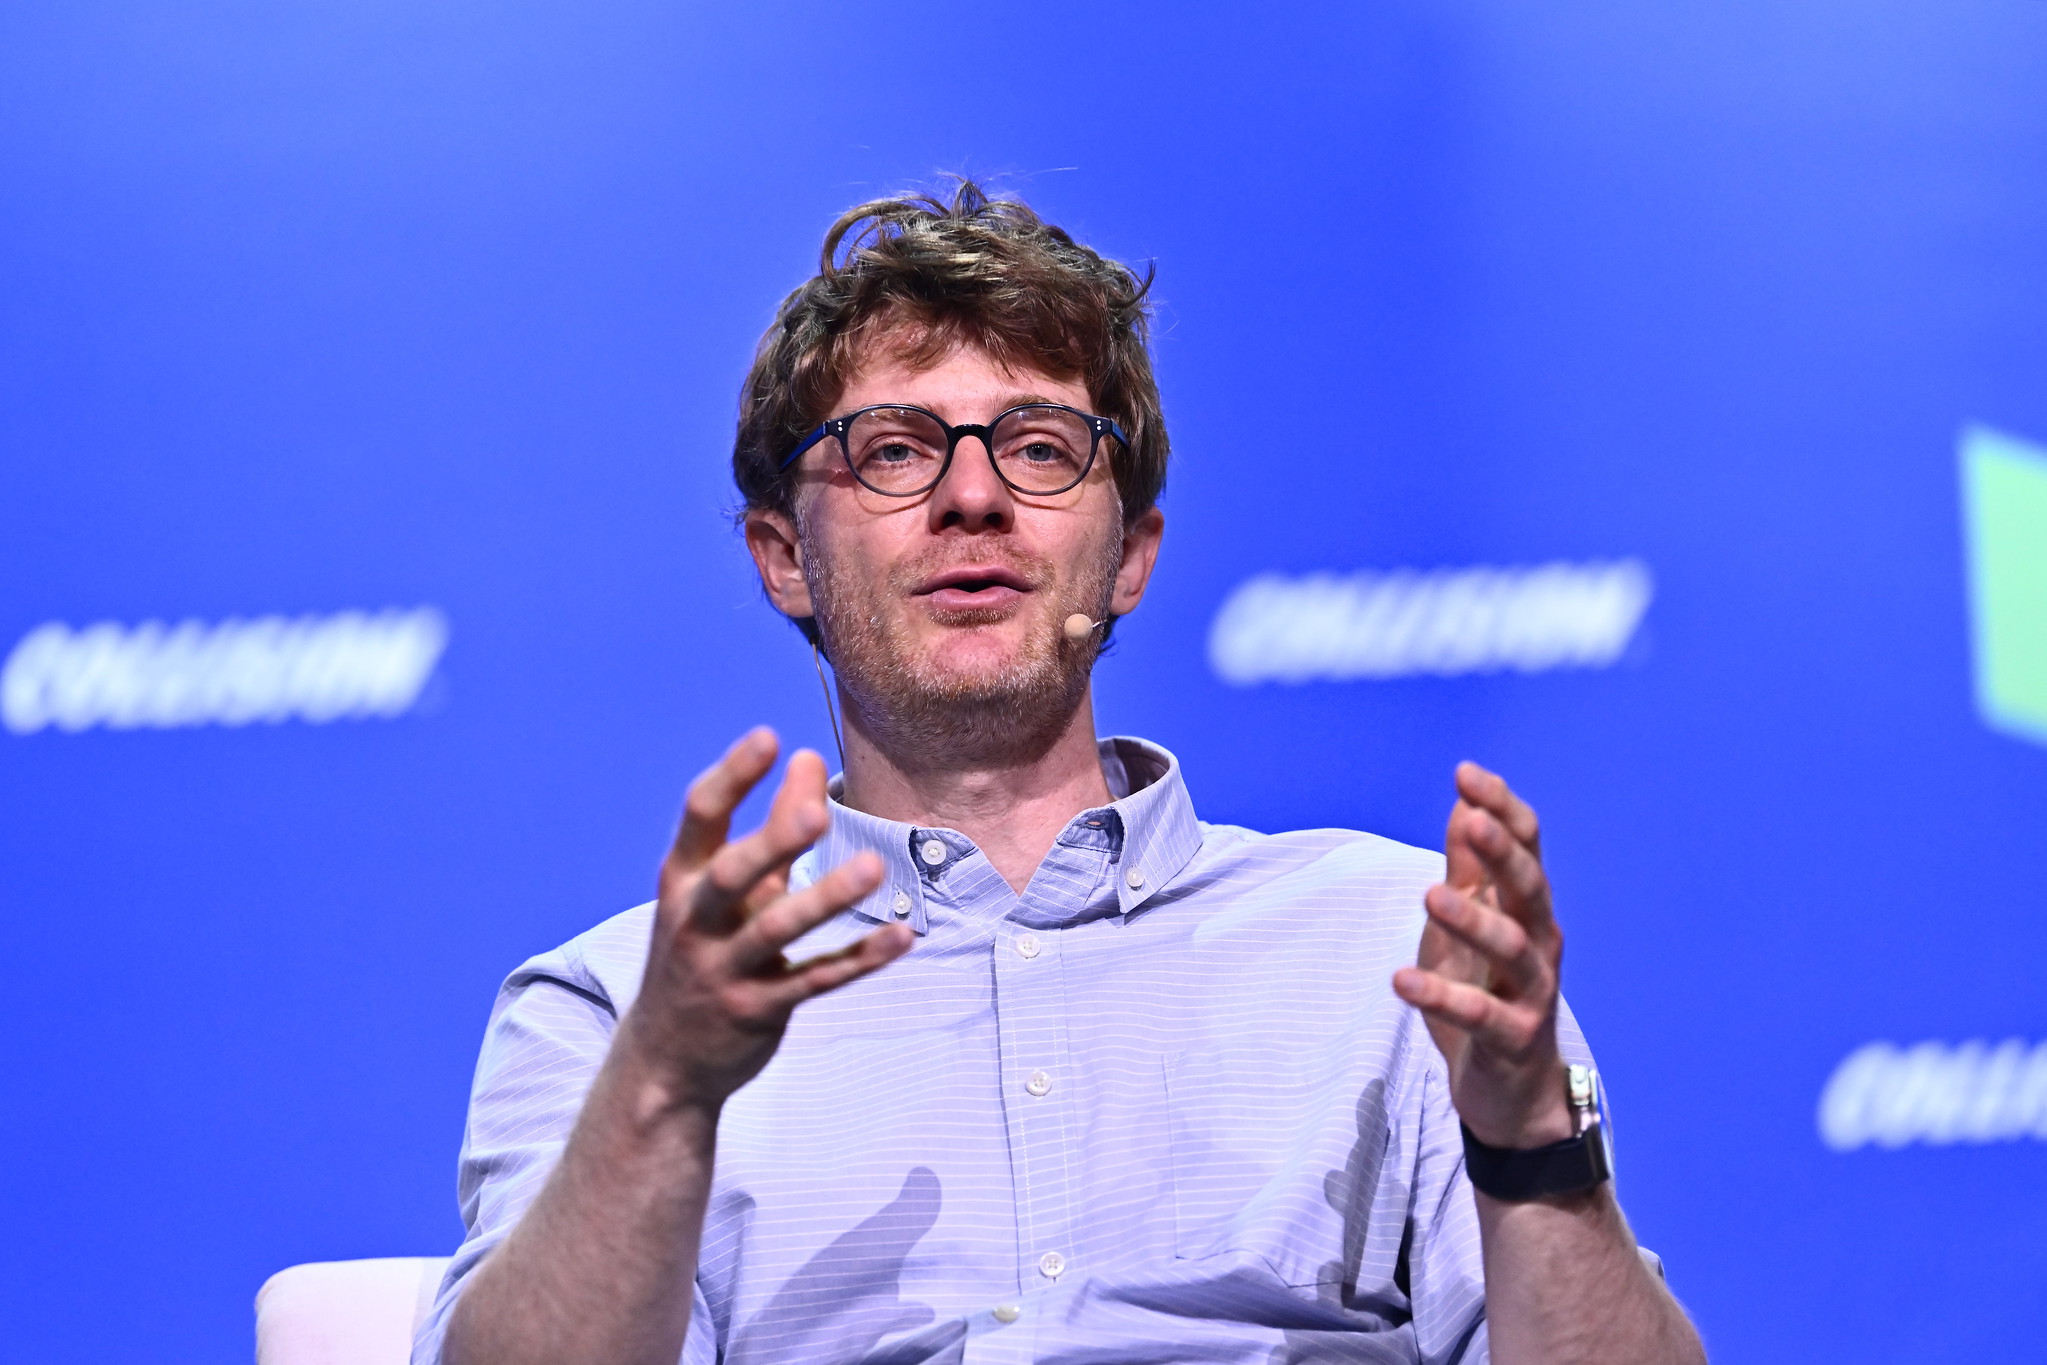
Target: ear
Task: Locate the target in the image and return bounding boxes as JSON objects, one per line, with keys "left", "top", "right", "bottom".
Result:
{"left": 744, "top": 508, "right": 815, "bottom": 619}
{"left": 1108, "top": 506, "right": 1166, "bottom": 617}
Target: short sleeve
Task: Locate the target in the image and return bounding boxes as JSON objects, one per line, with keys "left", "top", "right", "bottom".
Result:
{"left": 1401, "top": 995, "right": 1599, "bottom": 1365}
{"left": 412, "top": 906, "right": 713, "bottom": 1365}
{"left": 410, "top": 954, "right": 621, "bottom": 1364}
{"left": 1404, "top": 1056, "right": 1490, "bottom": 1364}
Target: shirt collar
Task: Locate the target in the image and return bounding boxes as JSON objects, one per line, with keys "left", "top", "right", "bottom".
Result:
{"left": 1093, "top": 736, "right": 1205, "bottom": 919}
{"left": 809, "top": 735, "right": 1204, "bottom": 932}
{"left": 809, "top": 792, "right": 932, "bottom": 934}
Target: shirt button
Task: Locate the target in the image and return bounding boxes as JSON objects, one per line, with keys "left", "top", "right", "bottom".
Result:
{"left": 1125, "top": 866, "right": 1146, "bottom": 889}
{"left": 992, "top": 1304, "right": 1022, "bottom": 1324}
{"left": 920, "top": 839, "right": 947, "bottom": 866}
{"left": 1025, "top": 1069, "right": 1052, "bottom": 1097}
{"left": 1015, "top": 933, "right": 1041, "bottom": 959}
{"left": 1038, "top": 1250, "right": 1066, "bottom": 1279}
{"left": 892, "top": 891, "right": 911, "bottom": 917}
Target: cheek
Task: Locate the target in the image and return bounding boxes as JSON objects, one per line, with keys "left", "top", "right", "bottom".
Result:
{"left": 1059, "top": 503, "right": 1128, "bottom": 583}
{"left": 802, "top": 507, "right": 906, "bottom": 593}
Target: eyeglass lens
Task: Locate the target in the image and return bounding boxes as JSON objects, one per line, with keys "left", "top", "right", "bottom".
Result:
{"left": 842, "top": 406, "right": 1096, "bottom": 495}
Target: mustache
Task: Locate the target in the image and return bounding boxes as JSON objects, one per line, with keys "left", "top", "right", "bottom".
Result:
{"left": 886, "top": 542, "right": 1056, "bottom": 596}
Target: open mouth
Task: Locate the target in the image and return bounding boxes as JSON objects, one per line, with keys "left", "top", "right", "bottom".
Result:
{"left": 915, "top": 566, "right": 1034, "bottom": 611}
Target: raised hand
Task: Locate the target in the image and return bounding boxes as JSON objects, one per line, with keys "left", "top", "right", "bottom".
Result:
{"left": 619, "top": 727, "right": 914, "bottom": 1112}
{"left": 444, "top": 730, "right": 912, "bottom": 1365}
{"left": 1392, "top": 761, "right": 1572, "bottom": 1151}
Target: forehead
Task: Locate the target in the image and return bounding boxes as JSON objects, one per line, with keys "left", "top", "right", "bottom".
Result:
{"left": 839, "top": 333, "right": 1092, "bottom": 417}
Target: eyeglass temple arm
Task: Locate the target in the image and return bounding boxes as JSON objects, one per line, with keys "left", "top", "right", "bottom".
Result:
{"left": 779, "top": 422, "right": 835, "bottom": 472}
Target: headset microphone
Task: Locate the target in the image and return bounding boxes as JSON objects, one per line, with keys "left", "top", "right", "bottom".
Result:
{"left": 1063, "top": 613, "right": 1106, "bottom": 643}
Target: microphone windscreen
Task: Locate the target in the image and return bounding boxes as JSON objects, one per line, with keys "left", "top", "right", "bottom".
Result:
{"left": 1063, "top": 613, "right": 1095, "bottom": 643}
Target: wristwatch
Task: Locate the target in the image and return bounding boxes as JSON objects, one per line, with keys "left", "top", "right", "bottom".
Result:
{"left": 1460, "top": 1064, "right": 1613, "bottom": 1201}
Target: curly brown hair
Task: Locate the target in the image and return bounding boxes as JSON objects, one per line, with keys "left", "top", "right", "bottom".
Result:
{"left": 732, "top": 180, "right": 1168, "bottom": 527}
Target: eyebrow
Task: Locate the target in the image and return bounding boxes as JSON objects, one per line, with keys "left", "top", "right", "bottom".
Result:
{"left": 866, "top": 394, "right": 1068, "bottom": 422}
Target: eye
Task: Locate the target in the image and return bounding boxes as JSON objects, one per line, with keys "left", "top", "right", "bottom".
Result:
{"left": 845, "top": 409, "right": 946, "bottom": 474}
{"left": 850, "top": 431, "right": 943, "bottom": 470}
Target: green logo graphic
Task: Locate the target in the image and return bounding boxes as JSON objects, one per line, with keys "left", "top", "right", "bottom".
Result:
{"left": 1961, "top": 425, "right": 2047, "bottom": 746}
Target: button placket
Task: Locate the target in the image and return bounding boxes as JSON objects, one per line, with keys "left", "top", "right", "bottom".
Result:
{"left": 992, "top": 919, "right": 1081, "bottom": 1298}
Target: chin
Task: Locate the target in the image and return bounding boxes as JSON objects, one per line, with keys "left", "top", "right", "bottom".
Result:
{"left": 916, "top": 630, "right": 1034, "bottom": 687}
{"left": 828, "top": 604, "right": 1086, "bottom": 760}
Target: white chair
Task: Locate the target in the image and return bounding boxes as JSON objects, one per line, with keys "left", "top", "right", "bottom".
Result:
{"left": 255, "top": 1257, "right": 450, "bottom": 1365}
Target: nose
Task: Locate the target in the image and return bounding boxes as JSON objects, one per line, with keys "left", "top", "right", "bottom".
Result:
{"left": 927, "top": 429, "right": 1013, "bottom": 532}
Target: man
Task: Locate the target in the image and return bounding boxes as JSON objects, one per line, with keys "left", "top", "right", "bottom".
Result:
{"left": 418, "top": 184, "right": 1707, "bottom": 1365}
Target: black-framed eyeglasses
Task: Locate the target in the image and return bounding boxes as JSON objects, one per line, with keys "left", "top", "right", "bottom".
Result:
{"left": 778, "top": 402, "right": 1129, "bottom": 499}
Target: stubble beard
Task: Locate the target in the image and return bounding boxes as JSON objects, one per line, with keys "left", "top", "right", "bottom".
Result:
{"left": 802, "top": 529, "right": 1122, "bottom": 773}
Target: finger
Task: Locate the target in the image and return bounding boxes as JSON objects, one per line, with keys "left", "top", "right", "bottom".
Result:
{"left": 670, "top": 728, "right": 780, "bottom": 869}
{"left": 1462, "top": 807, "right": 1554, "bottom": 926}
{"left": 1455, "top": 761, "right": 1541, "bottom": 855}
{"left": 732, "top": 750, "right": 829, "bottom": 915}
{"left": 1444, "top": 799, "right": 1488, "bottom": 892}
{"left": 770, "top": 922, "right": 916, "bottom": 1006}
{"left": 728, "top": 852, "right": 885, "bottom": 971}
{"left": 1414, "top": 912, "right": 1488, "bottom": 982}
{"left": 741, "top": 864, "right": 792, "bottom": 917}
{"left": 1424, "top": 883, "right": 1544, "bottom": 994}
{"left": 1392, "top": 967, "right": 1547, "bottom": 1055}
{"left": 693, "top": 750, "right": 834, "bottom": 929}
{"left": 765, "top": 748, "right": 830, "bottom": 843}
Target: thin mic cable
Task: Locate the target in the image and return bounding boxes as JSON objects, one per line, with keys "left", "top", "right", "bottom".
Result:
{"left": 811, "top": 639, "right": 847, "bottom": 772}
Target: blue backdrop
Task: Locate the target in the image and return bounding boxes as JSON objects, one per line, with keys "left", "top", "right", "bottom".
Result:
{"left": 4, "top": 3, "right": 2046, "bottom": 1361}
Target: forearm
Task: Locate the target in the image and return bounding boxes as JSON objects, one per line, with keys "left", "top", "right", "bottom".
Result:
{"left": 443, "top": 1027, "right": 720, "bottom": 1365}
{"left": 1476, "top": 1186, "right": 1705, "bottom": 1365}
{"left": 442, "top": 734, "right": 905, "bottom": 1365}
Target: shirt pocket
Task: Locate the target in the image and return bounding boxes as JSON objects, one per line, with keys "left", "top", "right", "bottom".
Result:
{"left": 1163, "top": 1048, "right": 1392, "bottom": 1291}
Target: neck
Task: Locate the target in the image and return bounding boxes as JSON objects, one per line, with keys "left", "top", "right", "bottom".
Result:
{"left": 836, "top": 687, "right": 1114, "bottom": 894}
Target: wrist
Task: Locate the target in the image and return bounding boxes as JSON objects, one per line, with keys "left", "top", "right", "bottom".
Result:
{"left": 1462, "top": 1080, "right": 1574, "bottom": 1151}
{"left": 1461, "top": 1064, "right": 1614, "bottom": 1203}
{"left": 608, "top": 1018, "right": 728, "bottom": 1138}
{"left": 622, "top": 1069, "right": 724, "bottom": 1140}
{"left": 1468, "top": 1111, "right": 1574, "bottom": 1152}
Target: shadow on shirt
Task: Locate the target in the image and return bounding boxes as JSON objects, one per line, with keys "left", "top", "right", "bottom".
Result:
{"left": 726, "top": 1166, "right": 960, "bottom": 1365}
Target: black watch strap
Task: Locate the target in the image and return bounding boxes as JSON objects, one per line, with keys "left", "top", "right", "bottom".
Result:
{"left": 1460, "top": 1121, "right": 1611, "bottom": 1201}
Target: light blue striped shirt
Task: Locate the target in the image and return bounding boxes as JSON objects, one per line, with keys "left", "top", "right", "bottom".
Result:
{"left": 415, "top": 737, "right": 1595, "bottom": 1365}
